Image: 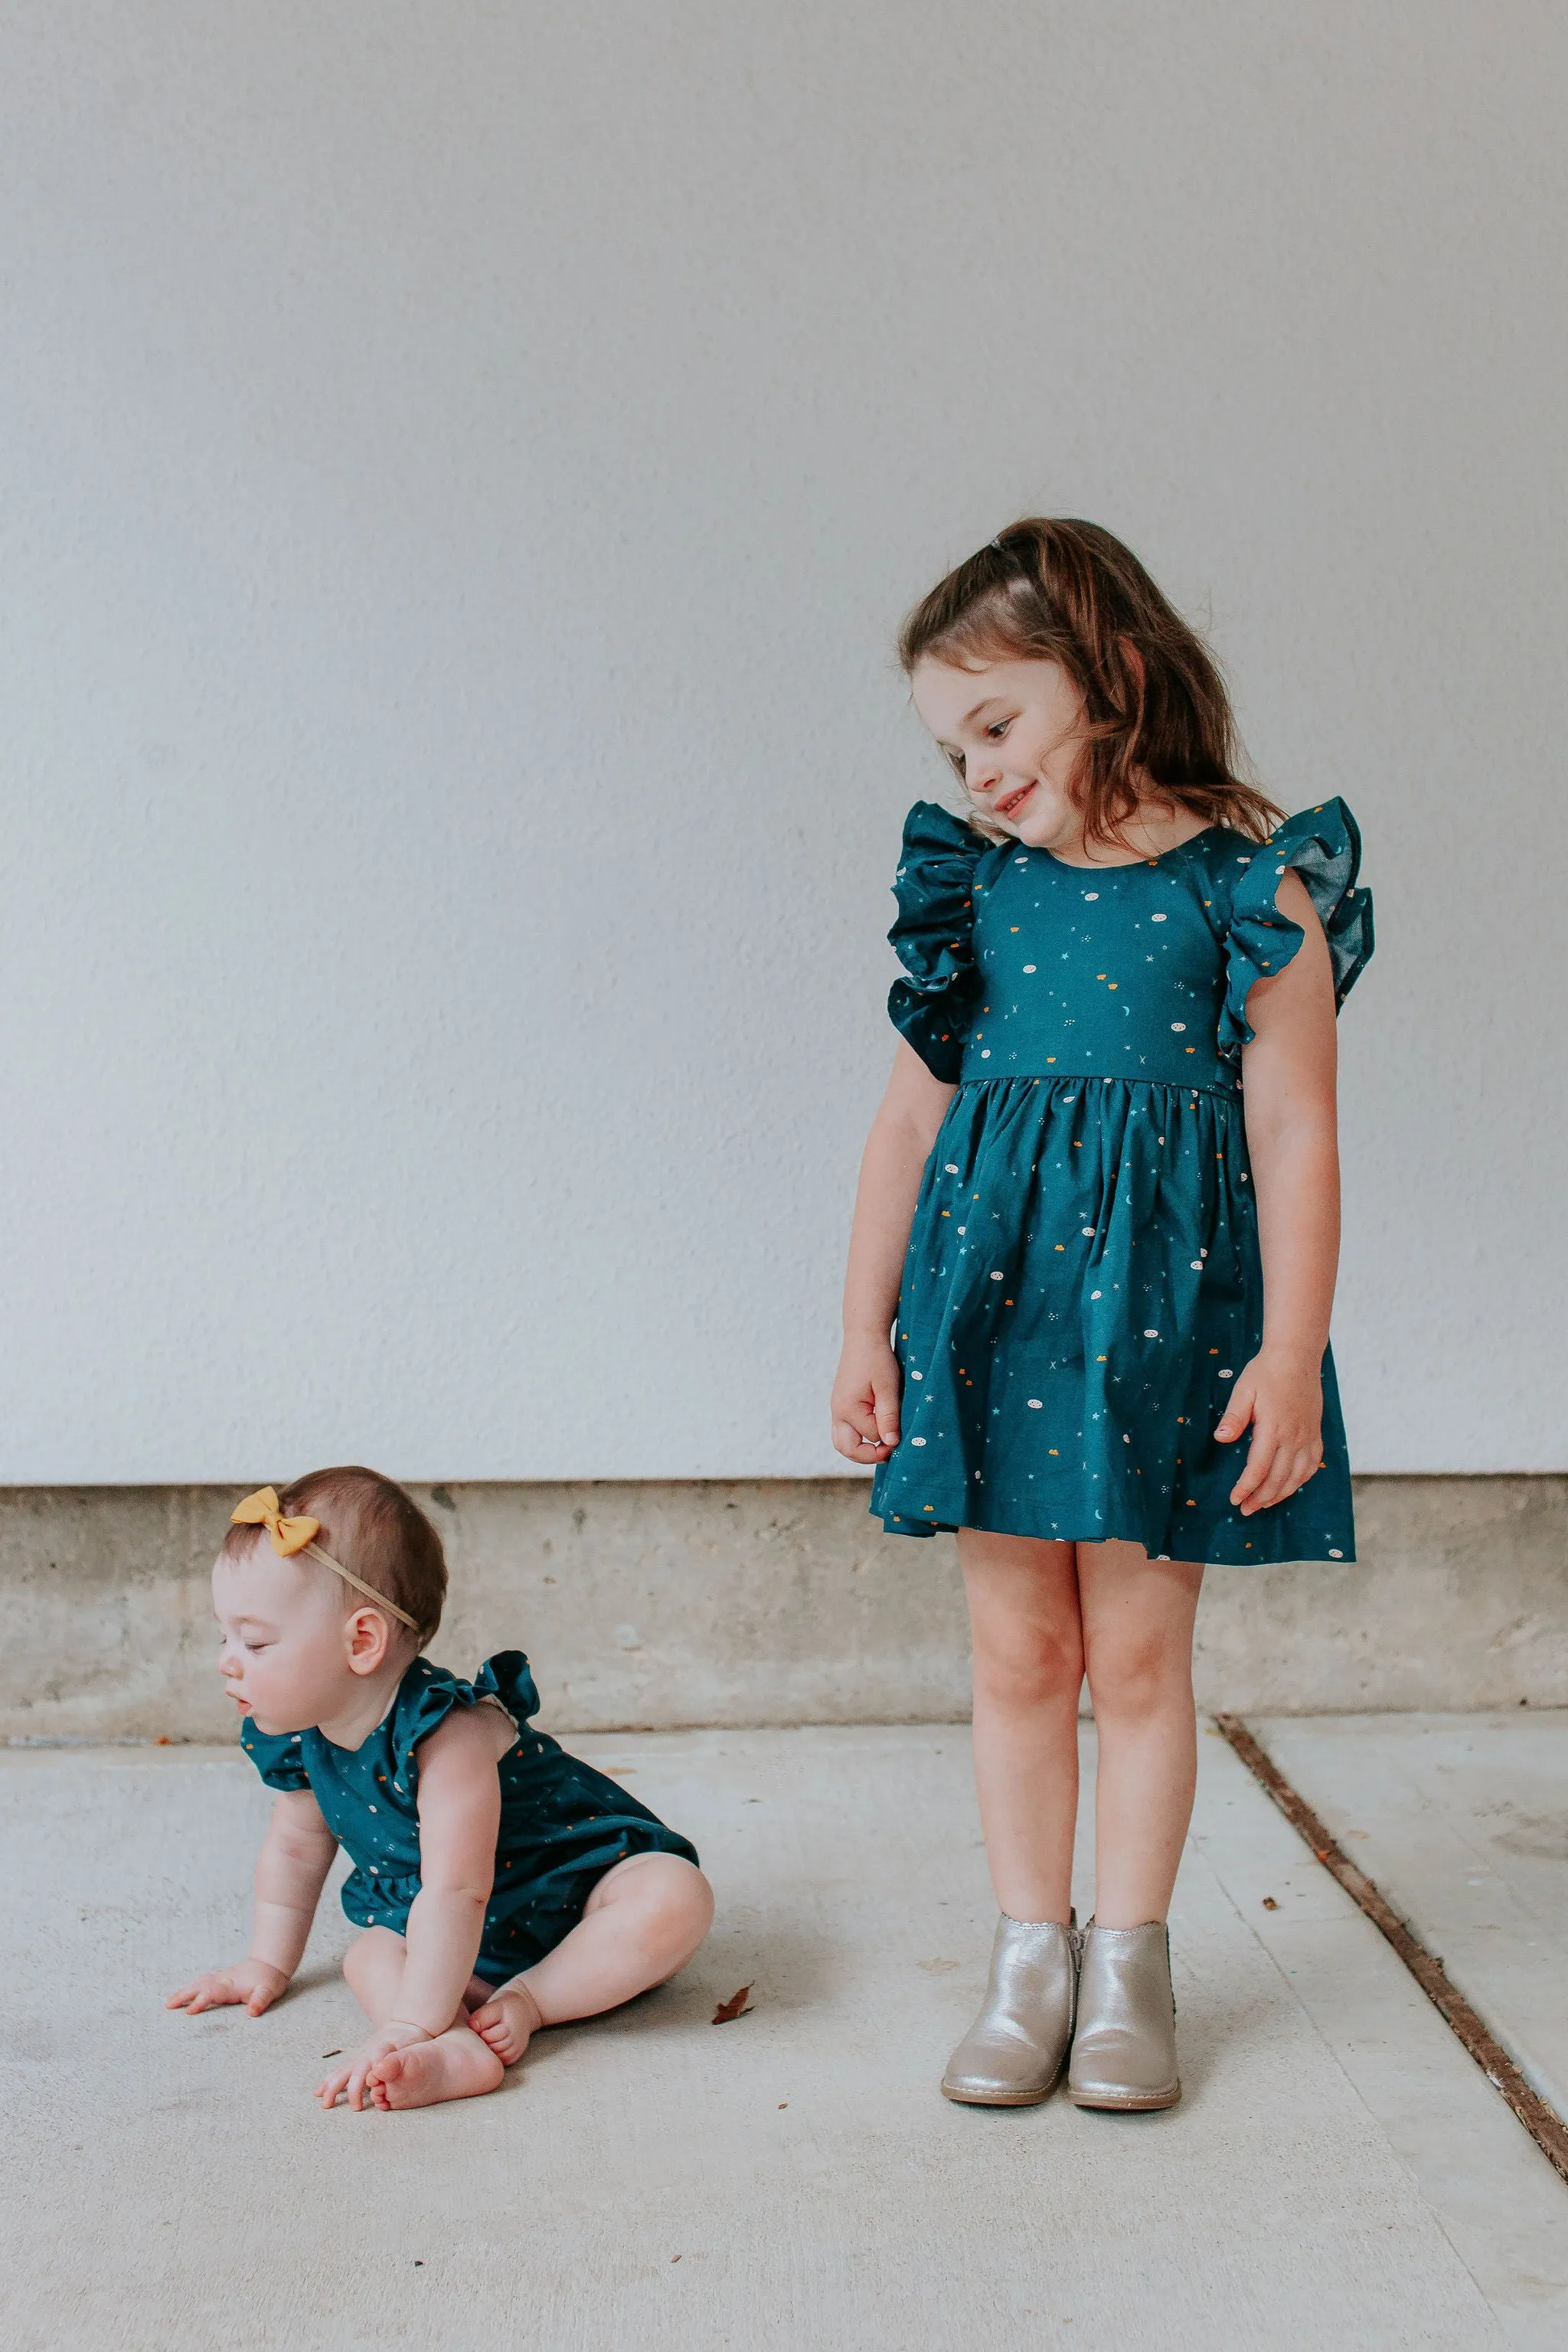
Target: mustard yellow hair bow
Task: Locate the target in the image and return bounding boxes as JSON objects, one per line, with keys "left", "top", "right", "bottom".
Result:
{"left": 230, "top": 1485, "right": 321, "bottom": 1557}
{"left": 229, "top": 1487, "right": 419, "bottom": 1631}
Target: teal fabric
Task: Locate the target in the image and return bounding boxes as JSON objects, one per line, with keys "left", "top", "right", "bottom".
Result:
{"left": 871, "top": 800, "right": 1374, "bottom": 1566}
{"left": 240, "top": 1651, "right": 698, "bottom": 1984}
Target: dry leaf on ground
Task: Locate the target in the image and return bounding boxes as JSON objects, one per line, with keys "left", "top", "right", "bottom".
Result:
{"left": 711, "top": 1985, "right": 753, "bottom": 2024}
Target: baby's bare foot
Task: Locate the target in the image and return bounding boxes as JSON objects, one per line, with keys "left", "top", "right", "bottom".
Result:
{"left": 469, "top": 1987, "right": 541, "bottom": 2067}
{"left": 369, "top": 2026, "right": 504, "bottom": 2110}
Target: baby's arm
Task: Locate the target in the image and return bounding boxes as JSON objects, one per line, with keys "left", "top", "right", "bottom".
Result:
{"left": 1226, "top": 867, "right": 1341, "bottom": 1515}
{"left": 389, "top": 1705, "right": 505, "bottom": 2033}
{"left": 831, "top": 1038, "right": 955, "bottom": 1463}
{"left": 166, "top": 1788, "right": 338, "bottom": 2016}
{"left": 315, "top": 1707, "right": 505, "bottom": 2109}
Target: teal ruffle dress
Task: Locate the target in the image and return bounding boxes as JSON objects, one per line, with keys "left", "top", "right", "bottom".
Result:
{"left": 240, "top": 1651, "right": 698, "bottom": 1983}
{"left": 869, "top": 799, "right": 1374, "bottom": 1565}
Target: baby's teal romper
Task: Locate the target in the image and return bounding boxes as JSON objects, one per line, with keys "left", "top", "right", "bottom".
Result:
{"left": 870, "top": 799, "right": 1374, "bottom": 1565}
{"left": 240, "top": 1651, "right": 698, "bottom": 1983}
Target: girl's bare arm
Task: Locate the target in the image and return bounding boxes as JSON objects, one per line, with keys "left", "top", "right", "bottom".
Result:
{"left": 831, "top": 1039, "right": 956, "bottom": 1462}
{"left": 166, "top": 1787, "right": 338, "bottom": 2014}
{"left": 388, "top": 1704, "right": 510, "bottom": 2035}
{"left": 1224, "top": 869, "right": 1341, "bottom": 1514}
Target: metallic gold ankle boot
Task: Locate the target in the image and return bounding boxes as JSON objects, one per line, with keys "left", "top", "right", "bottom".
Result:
{"left": 940, "top": 1913, "right": 1079, "bottom": 2106}
{"left": 1067, "top": 1920, "right": 1180, "bottom": 2111}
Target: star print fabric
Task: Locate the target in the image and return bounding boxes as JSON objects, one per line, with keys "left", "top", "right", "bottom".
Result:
{"left": 240, "top": 1651, "right": 698, "bottom": 1981}
{"left": 872, "top": 799, "right": 1373, "bottom": 1565}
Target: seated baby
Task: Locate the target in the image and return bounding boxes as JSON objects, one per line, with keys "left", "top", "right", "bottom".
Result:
{"left": 168, "top": 1466, "right": 713, "bottom": 2111}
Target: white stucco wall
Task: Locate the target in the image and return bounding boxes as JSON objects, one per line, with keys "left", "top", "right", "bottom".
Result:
{"left": 2, "top": 2, "right": 1563, "bottom": 1482}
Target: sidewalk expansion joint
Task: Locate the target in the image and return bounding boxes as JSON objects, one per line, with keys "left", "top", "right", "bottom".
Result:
{"left": 1215, "top": 1711, "right": 1568, "bottom": 2189}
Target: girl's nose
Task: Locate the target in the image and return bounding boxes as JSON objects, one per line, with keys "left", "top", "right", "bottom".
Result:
{"left": 219, "top": 1650, "right": 242, "bottom": 1680}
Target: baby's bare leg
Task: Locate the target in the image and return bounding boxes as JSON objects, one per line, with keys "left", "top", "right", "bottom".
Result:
{"left": 340, "top": 1928, "right": 503, "bottom": 2112}
{"left": 471, "top": 1853, "right": 714, "bottom": 2063}
{"left": 341, "top": 1926, "right": 413, "bottom": 2022}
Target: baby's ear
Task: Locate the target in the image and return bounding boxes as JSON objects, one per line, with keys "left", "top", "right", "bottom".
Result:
{"left": 345, "top": 1606, "right": 394, "bottom": 1677}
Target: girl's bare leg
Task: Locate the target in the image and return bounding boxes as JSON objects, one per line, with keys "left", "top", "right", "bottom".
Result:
{"left": 470, "top": 1854, "right": 714, "bottom": 2063}
{"left": 1076, "top": 1542, "right": 1204, "bottom": 1926}
{"left": 340, "top": 1926, "right": 503, "bottom": 2110}
{"left": 956, "top": 1531, "right": 1085, "bottom": 1922}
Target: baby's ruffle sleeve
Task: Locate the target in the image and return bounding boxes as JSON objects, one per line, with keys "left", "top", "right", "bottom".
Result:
{"left": 394, "top": 1651, "right": 541, "bottom": 1783}
{"left": 240, "top": 1721, "right": 311, "bottom": 1792}
{"left": 1218, "top": 797, "right": 1374, "bottom": 1063}
{"left": 887, "top": 801, "right": 988, "bottom": 1083}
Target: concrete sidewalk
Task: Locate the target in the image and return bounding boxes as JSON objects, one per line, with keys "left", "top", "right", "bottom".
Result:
{"left": 4, "top": 1726, "right": 1566, "bottom": 2351}
{"left": 1256, "top": 1711, "right": 1568, "bottom": 2123}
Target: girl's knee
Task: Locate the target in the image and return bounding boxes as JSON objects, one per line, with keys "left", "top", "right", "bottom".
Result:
{"left": 972, "top": 1635, "right": 1083, "bottom": 1715}
{"left": 1083, "top": 1637, "right": 1194, "bottom": 1723}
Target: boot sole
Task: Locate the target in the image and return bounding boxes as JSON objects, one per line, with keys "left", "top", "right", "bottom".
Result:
{"left": 1068, "top": 2085, "right": 1181, "bottom": 2112}
{"left": 941, "top": 2070, "right": 1063, "bottom": 2107}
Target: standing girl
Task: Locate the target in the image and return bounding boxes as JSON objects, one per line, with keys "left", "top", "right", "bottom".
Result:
{"left": 831, "top": 521, "right": 1373, "bottom": 2111}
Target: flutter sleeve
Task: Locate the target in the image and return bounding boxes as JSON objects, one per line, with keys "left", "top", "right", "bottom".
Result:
{"left": 394, "top": 1651, "right": 541, "bottom": 1784}
{"left": 1218, "top": 797, "right": 1375, "bottom": 1063}
{"left": 887, "top": 800, "right": 987, "bottom": 1083}
{"left": 239, "top": 1721, "right": 311, "bottom": 1792}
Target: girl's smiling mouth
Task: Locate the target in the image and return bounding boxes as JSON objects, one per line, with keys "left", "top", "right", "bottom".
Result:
{"left": 995, "top": 779, "right": 1037, "bottom": 822}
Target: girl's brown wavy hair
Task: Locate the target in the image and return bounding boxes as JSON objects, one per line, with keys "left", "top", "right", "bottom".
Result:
{"left": 898, "top": 518, "right": 1283, "bottom": 851}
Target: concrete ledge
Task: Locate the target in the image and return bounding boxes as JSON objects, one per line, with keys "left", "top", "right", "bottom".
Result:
{"left": 2, "top": 1475, "right": 1565, "bottom": 1741}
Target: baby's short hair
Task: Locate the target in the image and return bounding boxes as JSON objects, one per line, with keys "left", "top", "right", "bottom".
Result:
{"left": 220, "top": 1465, "right": 447, "bottom": 1645}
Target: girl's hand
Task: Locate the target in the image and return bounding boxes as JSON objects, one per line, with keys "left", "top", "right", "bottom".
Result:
{"left": 1216, "top": 1350, "right": 1325, "bottom": 1514}
{"left": 831, "top": 1332, "right": 902, "bottom": 1462}
{"left": 165, "top": 1957, "right": 289, "bottom": 2017}
{"left": 316, "top": 2021, "right": 432, "bottom": 2112}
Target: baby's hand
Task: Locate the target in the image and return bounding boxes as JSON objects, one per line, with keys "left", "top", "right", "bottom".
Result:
{"left": 317, "top": 2022, "right": 432, "bottom": 2112}
{"left": 469, "top": 1984, "right": 542, "bottom": 2066}
{"left": 166, "top": 1958, "right": 289, "bottom": 2017}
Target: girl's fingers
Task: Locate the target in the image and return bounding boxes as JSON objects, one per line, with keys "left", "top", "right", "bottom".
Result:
{"left": 1230, "top": 1427, "right": 1278, "bottom": 1509}
{"left": 1214, "top": 1382, "right": 1256, "bottom": 1446}
{"left": 1266, "top": 1445, "right": 1320, "bottom": 1508}
{"left": 831, "top": 1416, "right": 892, "bottom": 1462}
{"left": 1235, "top": 1436, "right": 1321, "bottom": 1513}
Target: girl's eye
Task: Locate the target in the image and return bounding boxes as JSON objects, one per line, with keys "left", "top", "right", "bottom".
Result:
{"left": 986, "top": 719, "right": 1011, "bottom": 740}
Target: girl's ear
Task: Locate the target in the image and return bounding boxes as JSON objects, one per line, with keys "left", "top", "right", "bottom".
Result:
{"left": 344, "top": 1606, "right": 394, "bottom": 1677}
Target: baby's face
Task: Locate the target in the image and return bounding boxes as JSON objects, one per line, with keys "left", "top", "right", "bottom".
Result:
{"left": 911, "top": 655, "right": 1090, "bottom": 851}
{"left": 212, "top": 1541, "right": 359, "bottom": 1736}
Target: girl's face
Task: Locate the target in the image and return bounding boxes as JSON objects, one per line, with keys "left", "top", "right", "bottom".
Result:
{"left": 213, "top": 1540, "right": 382, "bottom": 1736}
{"left": 910, "top": 655, "right": 1092, "bottom": 852}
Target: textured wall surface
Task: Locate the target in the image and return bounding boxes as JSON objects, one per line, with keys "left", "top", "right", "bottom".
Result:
{"left": 2, "top": 4, "right": 1565, "bottom": 1480}
{"left": 5, "top": 1477, "right": 1565, "bottom": 1741}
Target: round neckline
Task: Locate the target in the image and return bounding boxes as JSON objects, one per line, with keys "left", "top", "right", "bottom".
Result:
{"left": 1025, "top": 823, "right": 1224, "bottom": 874}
